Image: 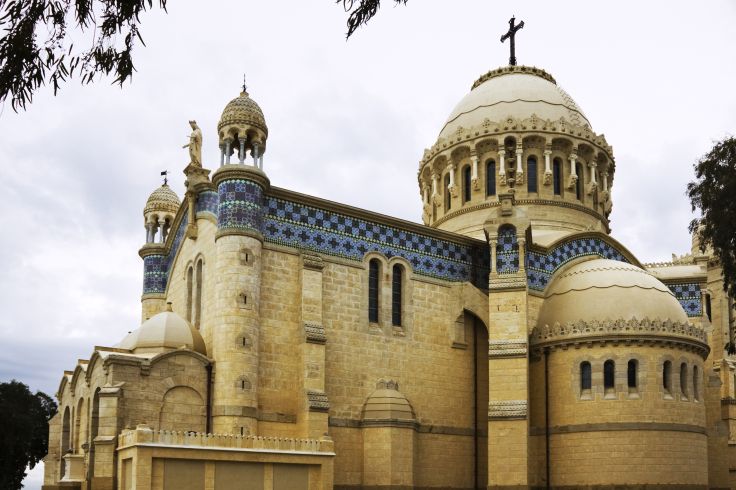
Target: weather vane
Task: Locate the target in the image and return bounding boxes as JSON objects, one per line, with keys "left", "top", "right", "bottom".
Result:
{"left": 161, "top": 170, "right": 168, "bottom": 186}
{"left": 242, "top": 74, "right": 247, "bottom": 94}
{"left": 500, "top": 16, "right": 525, "bottom": 66}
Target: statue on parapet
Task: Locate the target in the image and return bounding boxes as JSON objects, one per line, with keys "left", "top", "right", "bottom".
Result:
{"left": 183, "top": 120, "right": 202, "bottom": 167}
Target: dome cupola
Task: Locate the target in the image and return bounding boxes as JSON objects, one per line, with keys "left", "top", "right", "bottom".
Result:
{"left": 418, "top": 65, "right": 615, "bottom": 240}
{"left": 118, "top": 303, "right": 207, "bottom": 355}
{"left": 217, "top": 84, "right": 268, "bottom": 169}
{"left": 143, "top": 183, "right": 180, "bottom": 244}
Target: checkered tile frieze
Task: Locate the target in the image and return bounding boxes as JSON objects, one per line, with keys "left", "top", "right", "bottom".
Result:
{"left": 217, "top": 179, "right": 264, "bottom": 233}
{"left": 264, "top": 197, "right": 489, "bottom": 286}
{"left": 667, "top": 283, "right": 702, "bottom": 318}
{"left": 526, "top": 238, "right": 628, "bottom": 291}
{"left": 496, "top": 227, "right": 519, "bottom": 274}
{"left": 195, "top": 190, "right": 219, "bottom": 217}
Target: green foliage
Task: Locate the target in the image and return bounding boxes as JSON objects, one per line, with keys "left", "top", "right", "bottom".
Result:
{"left": 0, "top": 0, "right": 167, "bottom": 111}
{"left": 0, "top": 380, "right": 57, "bottom": 490}
{"left": 687, "top": 135, "right": 736, "bottom": 301}
{"left": 338, "top": 0, "right": 408, "bottom": 39}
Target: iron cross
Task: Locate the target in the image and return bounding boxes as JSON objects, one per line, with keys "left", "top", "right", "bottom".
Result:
{"left": 500, "top": 16, "right": 525, "bottom": 66}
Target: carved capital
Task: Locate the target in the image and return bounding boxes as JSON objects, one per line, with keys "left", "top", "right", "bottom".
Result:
{"left": 543, "top": 171, "right": 552, "bottom": 185}
{"left": 306, "top": 389, "right": 329, "bottom": 413}
{"left": 566, "top": 174, "right": 578, "bottom": 190}
{"left": 489, "top": 400, "right": 527, "bottom": 420}
{"left": 471, "top": 177, "right": 480, "bottom": 190}
{"left": 448, "top": 184, "right": 458, "bottom": 198}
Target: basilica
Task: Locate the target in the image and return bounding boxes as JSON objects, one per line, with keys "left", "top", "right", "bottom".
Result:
{"left": 42, "top": 51, "right": 736, "bottom": 489}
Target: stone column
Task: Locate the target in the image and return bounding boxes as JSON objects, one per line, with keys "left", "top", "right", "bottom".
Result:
{"left": 498, "top": 150, "right": 506, "bottom": 185}
{"left": 515, "top": 145, "right": 524, "bottom": 184}
{"left": 90, "top": 385, "right": 122, "bottom": 490}
{"left": 567, "top": 151, "right": 579, "bottom": 189}
{"left": 471, "top": 151, "right": 479, "bottom": 189}
{"left": 431, "top": 172, "right": 438, "bottom": 202}
{"left": 158, "top": 218, "right": 166, "bottom": 243}
{"left": 219, "top": 144, "right": 225, "bottom": 167}
{"left": 252, "top": 143, "right": 260, "bottom": 167}
{"left": 211, "top": 165, "right": 270, "bottom": 436}
{"left": 543, "top": 148, "right": 552, "bottom": 185}
{"left": 225, "top": 139, "right": 233, "bottom": 165}
{"left": 238, "top": 138, "right": 247, "bottom": 164}
{"left": 490, "top": 240, "right": 498, "bottom": 274}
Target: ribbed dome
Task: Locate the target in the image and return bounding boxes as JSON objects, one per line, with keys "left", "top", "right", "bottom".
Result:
{"left": 143, "top": 184, "right": 180, "bottom": 216}
{"left": 217, "top": 91, "right": 268, "bottom": 136}
{"left": 362, "top": 380, "right": 415, "bottom": 422}
{"left": 118, "top": 307, "right": 207, "bottom": 355}
{"left": 538, "top": 258, "right": 688, "bottom": 327}
{"left": 439, "top": 66, "right": 590, "bottom": 139}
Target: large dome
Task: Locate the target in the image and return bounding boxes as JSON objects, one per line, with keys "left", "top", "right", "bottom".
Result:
{"left": 118, "top": 306, "right": 207, "bottom": 355}
{"left": 439, "top": 66, "right": 590, "bottom": 139}
{"left": 538, "top": 258, "right": 688, "bottom": 327}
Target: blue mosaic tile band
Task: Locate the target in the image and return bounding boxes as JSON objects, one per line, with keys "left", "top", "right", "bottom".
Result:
{"left": 526, "top": 238, "right": 628, "bottom": 291}
{"left": 496, "top": 227, "right": 519, "bottom": 274}
{"left": 667, "top": 283, "right": 702, "bottom": 318}
{"left": 143, "top": 254, "right": 166, "bottom": 294}
{"left": 264, "top": 197, "right": 489, "bottom": 287}
{"left": 217, "top": 179, "right": 264, "bottom": 233}
{"left": 195, "top": 190, "right": 219, "bottom": 217}
{"left": 142, "top": 214, "right": 188, "bottom": 295}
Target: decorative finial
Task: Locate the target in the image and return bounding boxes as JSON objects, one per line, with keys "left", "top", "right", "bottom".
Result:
{"left": 160, "top": 170, "right": 168, "bottom": 186}
{"left": 500, "top": 16, "right": 525, "bottom": 66}
{"left": 242, "top": 74, "right": 248, "bottom": 94}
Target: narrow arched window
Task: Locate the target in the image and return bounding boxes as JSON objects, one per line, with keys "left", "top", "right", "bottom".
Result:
{"left": 444, "top": 174, "right": 452, "bottom": 211}
{"left": 194, "top": 259, "right": 203, "bottom": 328}
{"left": 553, "top": 158, "right": 562, "bottom": 196}
{"left": 604, "top": 360, "right": 615, "bottom": 393}
{"left": 580, "top": 361, "right": 592, "bottom": 392}
{"left": 527, "top": 156, "right": 538, "bottom": 193}
{"left": 693, "top": 365, "right": 700, "bottom": 401}
{"left": 705, "top": 294, "right": 712, "bottom": 321}
{"left": 575, "top": 162, "right": 584, "bottom": 201}
{"left": 368, "top": 259, "right": 380, "bottom": 323}
{"left": 627, "top": 359, "right": 638, "bottom": 391}
{"left": 486, "top": 160, "right": 496, "bottom": 196}
{"left": 463, "top": 165, "right": 472, "bottom": 203}
{"left": 392, "top": 264, "right": 403, "bottom": 326}
{"left": 663, "top": 361, "right": 672, "bottom": 394}
{"left": 680, "top": 362, "right": 688, "bottom": 398}
{"left": 186, "top": 266, "right": 193, "bottom": 322}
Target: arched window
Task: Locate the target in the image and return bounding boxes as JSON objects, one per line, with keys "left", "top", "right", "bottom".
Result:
{"left": 580, "top": 361, "right": 592, "bottom": 394}
{"left": 61, "top": 407, "right": 71, "bottom": 454}
{"left": 627, "top": 360, "right": 638, "bottom": 392}
{"left": 463, "top": 165, "right": 472, "bottom": 203}
{"left": 486, "top": 160, "right": 496, "bottom": 196}
{"left": 444, "top": 174, "right": 452, "bottom": 211}
{"left": 527, "top": 156, "right": 538, "bottom": 193}
{"left": 392, "top": 264, "right": 403, "bottom": 326}
{"left": 604, "top": 360, "right": 615, "bottom": 394}
{"left": 680, "top": 362, "right": 688, "bottom": 398}
{"left": 693, "top": 365, "right": 700, "bottom": 401}
{"left": 663, "top": 361, "right": 672, "bottom": 394}
{"left": 705, "top": 293, "right": 712, "bottom": 321}
{"left": 575, "top": 162, "right": 584, "bottom": 201}
{"left": 194, "top": 259, "right": 203, "bottom": 328}
{"left": 553, "top": 158, "right": 562, "bottom": 196}
{"left": 186, "top": 266, "right": 193, "bottom": 322}
{"left": 368, "top": 259, "right": 380, "bottom": 323}
{"left": 74, "top": 398, "right": 85, "bottom": 452}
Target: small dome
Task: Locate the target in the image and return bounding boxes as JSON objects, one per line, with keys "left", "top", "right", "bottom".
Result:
{"left": 538, "top": 258, "right": 688, "bottom": 327}
{"left": 144, "top": 184, "right": 180, "bottom": 216}
{"left": 118, "top": 307, "right": 207, "bottom": 355}
{"left": 440, "top": 66, "right": 590, "bottom": 139}
{"left": 362, "top": 379, "right": 415, "bottom": 422}
{"left": 217, "top": 91, "right": 268, "bottom": 137}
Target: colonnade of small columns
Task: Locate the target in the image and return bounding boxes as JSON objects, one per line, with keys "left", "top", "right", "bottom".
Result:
{"left": 419, "top": 136, "right": 613, "bottom": 219}
{"left": 218, "top": 136, "right": 264, "bottom": 169}
{"left": 145, "top": 214, "right": 174, "bottom": 244}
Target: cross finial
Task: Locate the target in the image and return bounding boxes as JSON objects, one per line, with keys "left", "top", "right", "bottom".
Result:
{"left": 161, "top": 170, "right": 168, "bottom": 186}
{"left": 500, "top": 16, "right": 525, "bottom": 66}
{"left": 242, "top": 74, "right": 247, "bottom": 94}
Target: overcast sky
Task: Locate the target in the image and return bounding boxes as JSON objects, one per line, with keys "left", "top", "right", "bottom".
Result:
{"left": 2, "top": 1, "right": 735, "bottom": 486}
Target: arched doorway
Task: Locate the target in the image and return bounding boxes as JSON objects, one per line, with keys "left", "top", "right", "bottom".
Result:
{"left": 60, "top": 407, "right": 71, "bottom": 478}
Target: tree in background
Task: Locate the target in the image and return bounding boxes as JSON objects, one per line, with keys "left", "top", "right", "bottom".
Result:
{"left": 0, "top": 380, "right": 57, "bottom": 490}
{"left": 687, "top": 136, "right": 736, "bottom": 353}
{"left": 0, "top": 0, "right": 405, "bottom": 111}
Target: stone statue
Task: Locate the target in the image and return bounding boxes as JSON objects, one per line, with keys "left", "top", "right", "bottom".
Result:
{"left": 183, "top": 120, "right": 202, "bottom": 167}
